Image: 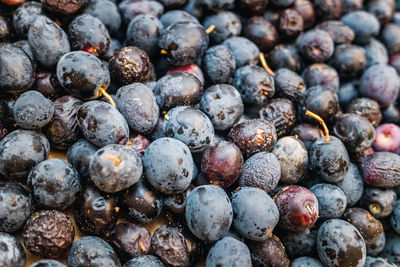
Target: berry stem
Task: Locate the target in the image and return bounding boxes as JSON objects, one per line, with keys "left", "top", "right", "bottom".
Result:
{"left": 259, "top": 52, "right": 275, "bottom": 76}
{"left": 99, "top": 87, "right": 116, "bottom": 108}
{"left": 160, "top": 49, "right": 170, "bottom": 56}
{"left": 305, "top": 110, "right": 330, "bottom": 143}
{"left": 205, "top": 25, "right": 216, "bottom": 34}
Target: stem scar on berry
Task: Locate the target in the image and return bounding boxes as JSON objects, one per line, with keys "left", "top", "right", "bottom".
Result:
{"left": 305, "top": 110, "right": 330, "bottom": 142}
{"left": 99, "top": 86, "right": 116, "bottom": 108}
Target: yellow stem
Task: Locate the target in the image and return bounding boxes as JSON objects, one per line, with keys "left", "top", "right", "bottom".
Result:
{"left": 259, "top": 52, "right": 275, "bottom": 76}
{"left": 160, "top": 49, "right": 169, "bottom": 56}
{"left": 99, "top": 87, "right": 116, "bottom": 108}
{"left": 205, "top": 25, "right": 216, "bottom": 34}
{"left": 305, "top": 110, "right": 330, "bottom": 143}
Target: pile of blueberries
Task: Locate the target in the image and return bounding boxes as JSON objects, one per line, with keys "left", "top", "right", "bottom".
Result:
{"left": 2, "top": 0, "right": 400, "bottom": 266}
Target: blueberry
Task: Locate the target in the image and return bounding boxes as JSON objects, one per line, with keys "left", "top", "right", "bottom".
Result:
{"left": 239, "top": 152, "right": 280, "bottom": 193}
{"left": 297, "top": 29, "right": 334, "bottom": 62}
{"left": 89, "top": 144, "right": 142, "bottom": 193}
{"left": 367, "top": 231, "right": 386, "bottom": 256}
{"left": 203, "top": 11, "right": 242, "bottom": 44}
{"left": 74, "top": 185, "right": 119, "bottom": 235}
{"left": 44, "top": 96, "right": 83, "bottom": 150}
{"left": 28, "top": 15, "right": 70, "bottom": 68}
{"left": 122, "top": 177, "right": 164, "bottom": 223}
{"left": 126, "top": 14, "right": 164, "bottom": 57}
{"left": 200, "top": 84, "right": 243, "bottom": 131}
{"left": 77, "top": 101, "right": 129, "bottom": 147}
{"left": 109, "top": 222, "right": 151, "bottom": 262}
{"left": 381, "top": 23, "right": 400, "bottom": 56}
{"left": 280, "top": 228, "right": 316, "bottom": 258}
{"left": 360, "top": 152, "right": 400, "bottom": 188}
{"left": 206, "top": 236, "right": 251, "bottom": 267}
{"left": 391, "top": 201, "right": 400, "bottom": 234}
{"left": 229, "top": 119, "right": 277, "bottom": 157}
{"left": 232, "top": 187, "right": 279, "bottom": 241}
{"left": 118, "top": 0, "right": 164, "bottom": 24}
{"left": 116, "top": 83, "right": 159, "bottom": 134}
{"left": 341, "top": 11, "right": 380, "bottom": 44}
{"left": 234, "top": 65, "right": 274, "bottom": 105}
{"left": 83, "top": 0, "right": 121, "bottom": 34}
{"left": 202, "top": 45, "right": 236, "bottom": 84}
{"left": 247, "top": 235, "right": 290, "bottom": 267}
{"left": 23, "top": 210, "right": 75, "bottom": 258}
{"left": 291, "top": 123, "right": 323, "bottom": 149}
{"left": 365, "top": 256, "right": 397, "bottom": 267}
{"left": 124, "top": 255, "right": 165, "bottom": 267}
{"left": 301, "top": 63, "right": 339, "bottom": 92}
{"left": 160, "top": 10, "right": 199, "bottom": 29}
{"left": 317, "top": 219, "right": 366, "bottom": 267}
{"left": 330, "top": 44, "right": 367, "bottom": 79}
{"left": 222, "top": 37, "right": 260, "bottom": 68}
{"left": 244, "top": 16, "right": 279, "bottom": 50}
{"left": 360, "top": 187, "right": 396, "bottom": 218}
{"left": 12, "top": 1, "right": 42, "bottom": 38}
{"left": 381, "top": 233, "right": 400, "bottom": 265}
{"left": 337, "top": 163, "right": 364, "bottom": 207}
{"left": 317, "top": 20, "right": 355, "bottom": 45}
{"left": 57, "top": 51, "right": 110, "bottom": 100}
{"left": 154, "top": 72, "right": 203, "bottom": 110}
{"left": 30, "top": 259, "right": 65, "bottom": 267}
{"left": 41, "top": 0, "right": 88, "bottom": 15}
{"left": 0, "top": 44, "right": 34, "bottom": 94}
{"left": 268, "top": 44, "right": 303, "bottom": 73}
{"left": 363, "top": 38, "right": 389, "bottom": 67}
{"left": 68, "top": 14, "right": 110, "bottom": 57}
{"left": 291, "top": 257, "right": 324, "bottom": 267}
{"left": 185, "top": 185, "right": 232, "bottom": 242}
{"left": 360, "top": 64, "right": 399, "bottom": 108}
{"left": 346, "top": 98, "right": 382, "bottom": 127}
{"left": 0, "top": 232, "right": 26, "bottom": 267}
{"left": 279, "top": 9, "right": 304, "bottom": 40}
{"left": 338, "top": 81, "right": 360, "bottom": 109}
{"left": 67, "top": 236, "right": 120, "bottom": 267}
{"left": 28, "top": 158, "right": 81, "bottom": 209}
{"left": 259, "top": 98, "right": 296, "bottom": 137}
{"left": 0, "top": 182, "right": 32, "bottom": 233}
{"left": 144, "top": 137, "right": 193, "bottom": 194}
{"left": 274, "top": 68, "right": 306, "bottom": 102}
{"left": 159, "top": 22, "right": 209, "bottom": 67}
{"left": 67, "top": 139, "right": 98, "bottom": 184}
{"left": 310, "top": 184, "right": 347, "bottom": 220}
{"left": 163, "top": 106, "right": 214, "bottom": 153}
{"left": 0, "top": 130, "right": 50, "bottom": 181}
{"left": 13, "top": 90, "right": 54, "bottom": 130}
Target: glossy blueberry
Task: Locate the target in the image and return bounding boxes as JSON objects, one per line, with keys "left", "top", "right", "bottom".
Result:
{"left": 330, "top": 44, "right": 367, "bottom": 79}
{"left": 109, "top": 46, "right": 151, "bottom": 85}
{"left": 0, "top": 232, "right": 26, "bottom": 267}
{"left": 0, "top": 130, "right": 50, "bottom": 181}
{"left": 244, "top": 16, "right": 279, "bottom": 50}
{"left": 185, "top": 185, "right": 232, "bottom": 242}
{"left": 67, "top": 236, "right": 120, "bottom": 267}
{"left": 57, "top": 51, "right": 110, "bottom": 100}
{"left": 74, "top": 184, "right": 119, "bottom": 235}
{"left": 232, "top": 187, "right": 279, "bottom": 241}
{"left": 116, "top": 83, "right": 159, "bottom": 134}
{"left": 206, "top": 237, "right": 251, "bottom": 267}
{"left": 346, "top": 98, "right": 382, "bottom": 127}
{"left": 28, "top": 15, "right": 70, "bottom": 68}
{"left": 317, "top": 219, "right": 366, "bottom": 267}
{"left": 77, "top": 101, "right": 129, "bottom": 147}
{"left": 268, "top": 44, "right": 303, "bottom": 73}
{"left": 310, "top": 184, "right": 347, "bottom": 220}
{"left": 154, "top": 72, "right": 203, "bottom": 110}
{"left": 247, "top": 235, "right": 290, "bottom": 267}
{"left": 13, "top": 90, "right": 54, "bottom": 130}
{"left": 122, "top": 177, "right": 164, "bottom": 223}
{"left": 144, "top": 137, "right": 193, "bottom": 194}
{"left": 222, "top": 37, "right": 259, "bottom": 68}
{"left": 0, "top": 182, "right": 32, "bottom": 232}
